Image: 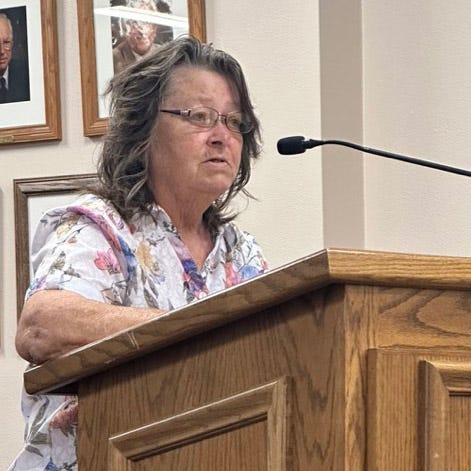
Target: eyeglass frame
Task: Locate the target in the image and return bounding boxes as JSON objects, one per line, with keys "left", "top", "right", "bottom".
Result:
{"left": 159, "top": 106, "right": 254, "bottom": 134}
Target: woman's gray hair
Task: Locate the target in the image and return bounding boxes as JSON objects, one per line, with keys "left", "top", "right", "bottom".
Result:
{"left": 94, "top": 36, "right": 262, "bottom": 231}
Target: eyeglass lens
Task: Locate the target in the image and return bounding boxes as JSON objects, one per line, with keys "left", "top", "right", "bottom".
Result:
{"left": 189, "top": 108, "right": 252, "bottom": 134}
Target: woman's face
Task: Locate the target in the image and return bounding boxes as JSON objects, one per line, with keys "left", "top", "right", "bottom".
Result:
{"left": 149, "top": 66, "right": 244, "bottom": 211}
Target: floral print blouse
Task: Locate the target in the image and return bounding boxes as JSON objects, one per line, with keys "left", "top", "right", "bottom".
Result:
{"left": 9, "top": 194, "right": 267, "bottom": 471}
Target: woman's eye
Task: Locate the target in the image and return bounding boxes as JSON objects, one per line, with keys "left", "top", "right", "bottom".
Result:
{"left": 228, "top": 116, "right": 242, "bottom": 128}
{"left": 191, "top": 111, "right": 210, "bottom": 123}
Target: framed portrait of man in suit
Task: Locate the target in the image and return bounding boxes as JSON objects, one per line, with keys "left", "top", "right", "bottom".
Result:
{"left": 0, "top": 5, "right": 30, "bottom": 104}
{"left": 0, "top": 0, "right": 61, "bottom": 144}
{"left": 77, "top": 0, "right": 206, "bottom": 137}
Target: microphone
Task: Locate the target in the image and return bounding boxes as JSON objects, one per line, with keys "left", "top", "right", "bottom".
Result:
{"left": 277, "top": 136, "right": 471, "bottom": 177}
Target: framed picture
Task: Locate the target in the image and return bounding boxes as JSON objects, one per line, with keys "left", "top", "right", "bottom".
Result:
{"left": 14, "top": 173, "right": 98, "bottom": 318}
{"left": 77, "top": 0, "right": 206, "bottom": 137}
{"left": 0, "top": 0, "right": 61, "bottom": 145}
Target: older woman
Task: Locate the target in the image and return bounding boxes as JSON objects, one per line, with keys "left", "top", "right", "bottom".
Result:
{"left": 11, "top": 37, "right": 267, "bottom": 470}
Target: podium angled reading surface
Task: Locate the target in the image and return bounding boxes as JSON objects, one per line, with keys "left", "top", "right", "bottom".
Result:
{"left": 24, "top": 249, "right": 471, "bottom": 470}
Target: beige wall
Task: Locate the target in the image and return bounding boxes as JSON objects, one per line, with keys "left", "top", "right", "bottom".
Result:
{"left": 319, "top": 0, "right": 365, "bottom": 249}
{"left": 0, "top": 1, "right": 322, "bottom": 465}
{"left": 362, "top": 0, "right": 471, "bottom": 257}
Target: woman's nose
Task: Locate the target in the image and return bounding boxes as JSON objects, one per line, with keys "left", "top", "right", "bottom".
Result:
{"left": 209, "top": 120, "right": 231, "bottom": 144}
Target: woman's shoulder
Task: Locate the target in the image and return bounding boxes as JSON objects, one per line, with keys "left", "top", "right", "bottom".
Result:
{"left": 69, "top": 193, "right": 126, "bottom": 223}
{"left": 32, "top": 194, "right": 128, "bottom": 247}
{"left": 220, "top": 222, "right": 269, "bottom": 275}
{"left": 43, "top": 193, "right": 124, "bottom": 226}
{"left": 221, "top": 221, "right": 263, "bottom": 252}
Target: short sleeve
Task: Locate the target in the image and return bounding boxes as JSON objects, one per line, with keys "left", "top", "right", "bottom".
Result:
{"left": 27, "top": 201, "right": 130, "bottom": 305}
{"left": 221, "top": 223, "right": 268, "bottom": 283}
{"left": 237, "top": 230, "right": 269, "bottom": 280}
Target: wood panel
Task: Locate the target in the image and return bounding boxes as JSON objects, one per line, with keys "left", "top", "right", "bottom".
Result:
{"left": 109, "top": 378, "right": 290, "bottom": 470}
{"left": 343, "top": 285, "right": 471, "bottom": 468}
{"left": 359, "top": 286, "right": 471, "bottom": 348}
{"left": 449, "top": 396, "right": 471, "bottom": 471}
{"left": 327, "top": 249, "right": 471, "bottom": 289}
{"left": 419, "top": 360, "right": 471, "bottom": 471}
{"left": 78, "top": 286, "right": 352, "bottom": 470}
{"left": 368, "top": 349, "right": 471, "bottom": 471}
{"left": 343, "top": 285, "right": 379, "bottom": 469}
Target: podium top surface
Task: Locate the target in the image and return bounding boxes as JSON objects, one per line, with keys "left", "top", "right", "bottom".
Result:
{"left": 23, "top": 248, "right": 471, "bottom": 394}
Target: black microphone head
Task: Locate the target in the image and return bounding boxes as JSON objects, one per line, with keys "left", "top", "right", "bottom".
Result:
{"left": 277, "top": 136, "right": 307, "bottom": 155}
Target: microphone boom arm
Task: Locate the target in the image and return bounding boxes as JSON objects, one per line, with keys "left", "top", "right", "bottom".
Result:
{"left": 306, "top": 139, "right": 471, "bottom": 177}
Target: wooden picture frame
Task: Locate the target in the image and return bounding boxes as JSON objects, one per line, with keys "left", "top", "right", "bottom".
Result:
{"left": 0, "top": 0, "right": 61, "bottom": 145}
{"left": 77, "top": 0, "right": 206, "bottom": 137}
{"left": 14, "top": 174, "right": 98, "bottom": 318}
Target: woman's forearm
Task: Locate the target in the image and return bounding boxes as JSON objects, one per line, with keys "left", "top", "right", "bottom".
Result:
{"left": 15, "top": 290, "right": 165, "bottom": 364}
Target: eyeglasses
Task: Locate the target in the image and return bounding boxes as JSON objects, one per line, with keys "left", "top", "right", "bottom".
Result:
{"left": 0, "top": 39, "right": 13, "bottom": 51}
{"left": 160, "top": 106, "right": 253, "bottom": 134}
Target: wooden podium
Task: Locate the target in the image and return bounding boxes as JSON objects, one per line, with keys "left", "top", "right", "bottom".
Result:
{"left": 24, "top": 249, "right": 471, "bottom": 470}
